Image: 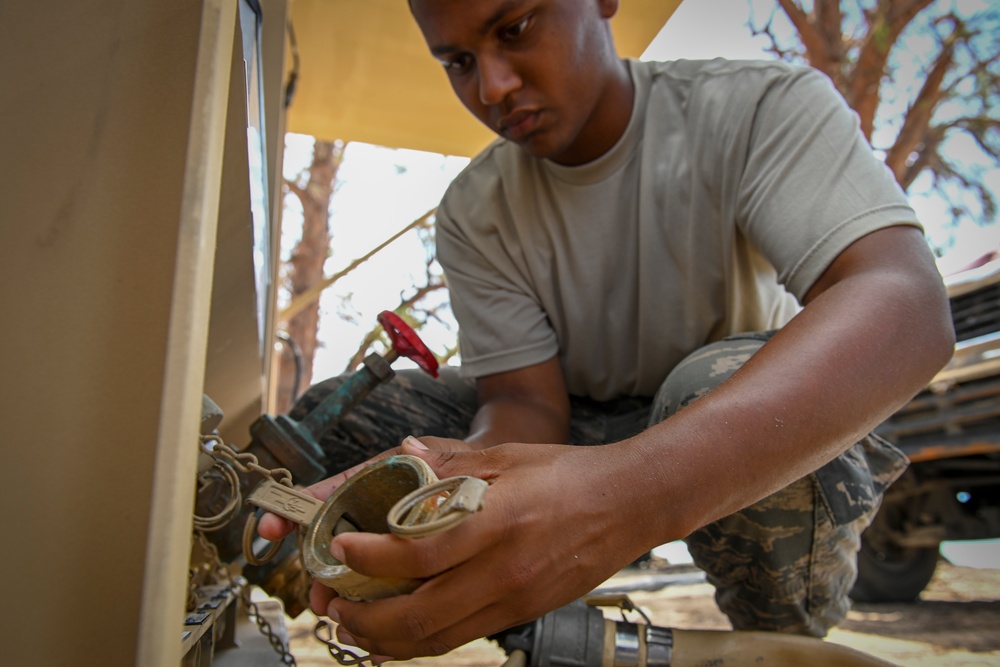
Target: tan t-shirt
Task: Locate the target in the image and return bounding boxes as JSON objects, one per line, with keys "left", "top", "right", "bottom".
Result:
{"left": 436, "top": 59, "right": 920, "bottom": 400}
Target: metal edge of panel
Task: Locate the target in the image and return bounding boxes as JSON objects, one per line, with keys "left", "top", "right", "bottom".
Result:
{"left": 135, "top": 1, "right": 238, "bottom": 665}
{"left": 261, "top": 0, "right": 291, "bottom": 414}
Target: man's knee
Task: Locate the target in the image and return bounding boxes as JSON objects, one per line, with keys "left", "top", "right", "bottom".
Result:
{"left": 650, "top": 332, "right": 774, "bottom": 424}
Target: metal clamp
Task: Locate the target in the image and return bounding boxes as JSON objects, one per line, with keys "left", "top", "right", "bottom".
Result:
{"left": 387, "top": 476, "right": 489, "bottom": 538}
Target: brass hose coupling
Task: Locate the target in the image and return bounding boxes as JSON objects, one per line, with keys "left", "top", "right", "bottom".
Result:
{"left": 246, "top": 454, "right": 489, "bottom": 601}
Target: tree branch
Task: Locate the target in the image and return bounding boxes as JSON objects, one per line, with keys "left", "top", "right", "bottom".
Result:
{"left": 279, "top": 207, "right": 437, "bottom": 322}
{"left": 846, "top": 0, "right": 936, "bottom": 138}
{"left": 884, "top": 28, "right": 956, "bottom": 185}
{"left": 283, "top": 178, "right": 308, "bottom": 209}
{"left": 777, "top": 0, "right": 832, "bottom": 73}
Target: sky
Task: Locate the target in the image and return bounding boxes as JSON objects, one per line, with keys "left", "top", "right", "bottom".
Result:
{"left": 280, "top": 139, "right": 469, "bottom": 379}
{"left": 281, "top": 0, "right": 999, "bottom": 382}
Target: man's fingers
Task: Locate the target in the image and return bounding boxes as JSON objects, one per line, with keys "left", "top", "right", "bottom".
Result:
{"left": 328, "top": 558, "right": 497, "bottom": 650}
{"left": 256, "top": 512, "right": 294, "bottom": 541}
{"left": 310, "top": 580, "right": 338, "bottom": 617}
{"left": 331, "top": 504, "right": 500, "bottom": 580}
{"left": 399, "top": 437, "right": 509, "bottom": 484}
{"left": 327, "top": 527, "right": 559, "bottom": 649}
{"left": 256, "top": 445, "right": 405, "bottom": 541}
{"left": 331, "top": 594, "right": 530, "bottom": 661}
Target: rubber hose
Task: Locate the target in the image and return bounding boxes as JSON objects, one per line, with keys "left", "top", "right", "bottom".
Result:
{"left": 671, "top": 629, "right": 898, "bottom": 667}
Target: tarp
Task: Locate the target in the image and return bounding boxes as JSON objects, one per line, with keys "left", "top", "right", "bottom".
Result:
{"left": 284, "top": 0, "right": 683, "bottom": 156}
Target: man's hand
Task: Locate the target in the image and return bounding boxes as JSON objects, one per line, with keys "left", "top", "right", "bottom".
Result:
{"left": 255, "top": 435, "right": 474, "bottom": 541}
{"left": 256, "top": 354, "right": 584, "bottom": 662}
{"left": 255, "top": 226, "right": 954, "bottom": 663}
{"left": 297, "top": 436, "right": 651, "bottom": 661}
{"left": 256, "top": 435, "right": 492, "bottom": 663}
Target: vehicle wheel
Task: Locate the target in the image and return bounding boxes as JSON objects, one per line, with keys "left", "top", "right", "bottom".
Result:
{"left": 850, "top": 511, "right": 940, "bottom": 603}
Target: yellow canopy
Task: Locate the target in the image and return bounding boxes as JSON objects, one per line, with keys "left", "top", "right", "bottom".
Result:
{"left": 285, "top": 0, "right": 683, "bottom": 156}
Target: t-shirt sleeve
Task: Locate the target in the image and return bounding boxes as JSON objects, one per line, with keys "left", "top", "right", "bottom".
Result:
{"left": 435, "top": 189, "right": 559, "bottom": 379}
{"left": 735, "top": 66, "right": 921, "bottom": 301}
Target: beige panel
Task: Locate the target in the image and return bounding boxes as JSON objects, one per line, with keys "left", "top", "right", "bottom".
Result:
{"left": 285, "top": 0, "right": 683, "bottom": 156}
{"left": 200, "top": 0, "right": 291, "bottom": 449}
{"left": 262, "top": 0, "right": 291, "bottom": 414}
{"left": 0, "top": 0, "right": 235, "bottom": 664}
{"left": 138, "top": 0, "right": 238, "bottom": 663}
{"left": 0, "top": 0, "right": 189, "bottom": 662}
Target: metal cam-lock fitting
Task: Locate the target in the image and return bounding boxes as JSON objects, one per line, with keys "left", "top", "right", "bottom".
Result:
{"left": 247, "top": 454, "right": 488, "bottom": 601}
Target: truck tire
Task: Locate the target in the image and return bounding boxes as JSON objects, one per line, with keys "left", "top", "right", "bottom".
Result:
{"left": 850, "top": 532, "right": 939, "bottom": 602}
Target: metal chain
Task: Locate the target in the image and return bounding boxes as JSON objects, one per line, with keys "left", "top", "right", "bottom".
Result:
{"left": 242, "top": 587, "right": 298, "bottom": 666}
{"left": 199, "top": 434, "right": 295, "bottom": 487}
{"left": 195, "top": 433, "right": 373, "bottom": 666}
{"left": 193, "top": 460, "right": 243, "bottom": 531}
{"left": 314, "top": 619, "right": 374, "bottom": 666}
{"left": 186, "top": 566, "right": 203, "bottom": 612}
{"left": 193, "top": 434, "right": 302, "bottom": 665}
{"left": 196, "top": 530, "right": 235, "bottom": 585}
{"left": 198, "top": 433, "right": 298, "bottom": 565}
{"left": 186, "top": 531, "right": 230, "bottom": 611}
{"left": 198, "top": 521, "right": 299, "bottom": 665}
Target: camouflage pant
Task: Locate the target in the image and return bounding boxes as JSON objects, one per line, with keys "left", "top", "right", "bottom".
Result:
{"left": 292, "top": 332, "right": 908, "bottom": 637}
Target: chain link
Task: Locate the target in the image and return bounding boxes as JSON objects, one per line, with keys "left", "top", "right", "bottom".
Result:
{"left": 242, "top": 587, "right": 298, "bottom": 666}
{"left": 196, "top": 530, "right": 235, "bottom": 585}
{"left": 186, "top": 566, "right": 204, "bottom": 612}
{"left": 186, "top": 531, "right": 229, "bottom": 611}
{"left": 198, "top": 433, "right": 299, "bottom": 565}
{"left": 194, "top": 460, "right": 243, "bottom": 531}
{"left": 192, "top": 434, "right": 304, "bottom": 665}
{"left": 196, "top": 525, "right": 299, "bottom": 665}
{"left": 199, "top": 434, "right": 295, "bottom": 487}
{"left": 314, "top": 619, "right": 375, "bottom": 666}
{"left": 193, "top": 433, "right": 383, "bottom": 666}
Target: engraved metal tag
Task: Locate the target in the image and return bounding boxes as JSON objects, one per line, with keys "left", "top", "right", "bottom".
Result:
{"left": 247, "top": 479, "right": 323, "bottom": 526}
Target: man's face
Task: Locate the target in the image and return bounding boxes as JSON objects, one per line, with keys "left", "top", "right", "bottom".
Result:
{"left": 410, "top": 0, "right": 623, "bottom": 166}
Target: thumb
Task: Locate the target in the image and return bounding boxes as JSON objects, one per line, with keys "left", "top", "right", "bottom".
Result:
{"left": 401, "top": 434, "right": 475, "bottom": 453}
{"left": 399, "top": 435, "right": 452, "bottom": 471}
{"left": 400, "top": 435, "right": 484, "bottom": 479}
{"left": 401, "top": 434, "right": 431, "bottom": 453}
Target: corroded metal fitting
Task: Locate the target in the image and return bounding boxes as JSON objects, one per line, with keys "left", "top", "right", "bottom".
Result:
{"left": 300, "top": 455, "right": 487, "bottom": 601}
{"left": 303, "top": 455, "right": 436, "bottom": 600}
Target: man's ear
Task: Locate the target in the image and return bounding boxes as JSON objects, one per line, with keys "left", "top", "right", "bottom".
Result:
{"left": 598, "top": 0, "right": 620, "bottom": 20}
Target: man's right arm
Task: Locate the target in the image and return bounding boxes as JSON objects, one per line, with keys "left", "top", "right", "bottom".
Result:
{"left": 464, "top": 356, "right": 571, "bottom": 449}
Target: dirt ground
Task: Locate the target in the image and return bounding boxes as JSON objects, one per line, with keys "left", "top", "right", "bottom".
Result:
{"left": 284, "top": 558, "right": 1000, "bottom": 666}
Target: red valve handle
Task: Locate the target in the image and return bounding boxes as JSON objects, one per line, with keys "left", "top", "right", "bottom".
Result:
{"left": 377, "top": 310, "right": 440, "bottom": 378}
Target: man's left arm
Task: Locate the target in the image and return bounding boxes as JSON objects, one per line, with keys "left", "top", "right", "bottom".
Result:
{"left": 295, "top": 224, "right": 954, "bottom": 661}
{"left": 628, "top": 223, "right": 955, "bottom": 534}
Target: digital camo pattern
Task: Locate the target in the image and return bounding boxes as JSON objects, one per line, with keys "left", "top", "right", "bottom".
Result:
{"left": 651, "top": 331, "right": 908, "bottom": 635}
{"left": 682, "top": 474, "right": 868, "bottom": 636}
{"left": 293, "top": 330, "right": 906, "bottom": 635}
